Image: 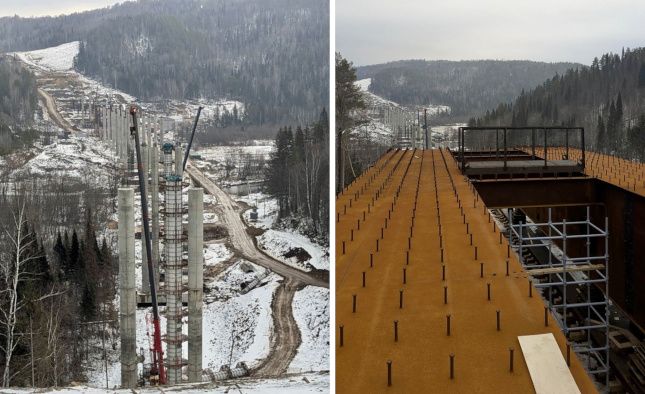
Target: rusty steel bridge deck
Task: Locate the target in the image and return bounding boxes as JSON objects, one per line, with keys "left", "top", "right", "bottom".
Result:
{"left": 335, "top": 148, "right": 598, "bottom": 393}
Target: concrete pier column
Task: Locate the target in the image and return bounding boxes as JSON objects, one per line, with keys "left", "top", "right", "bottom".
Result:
{"left": 164, "top": 175, "right": 184, "bottom": 384}
{"left": 111, "top": 107, "right": 117, "bottom": 156}
{"left": 151, "top": 145, "right": 161, "bottom": 289}
{"left": 120, "top": 108, "right": 128, "bottom": 167}
{"left": 111, "top": 107, "right": 116, "bottom": 153}
{"left": 118, "top": 188, "right": 137, "bottom": 388}
{"left": 188, "top": 188, "right": 204, "bottom": 382}
{"left": 175, "top": 144, "right": 183, "bottom": 177}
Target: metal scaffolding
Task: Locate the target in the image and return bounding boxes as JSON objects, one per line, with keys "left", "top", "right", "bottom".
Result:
{"left": 164, "top": 174, "right": 184, "bottom": 384}
{"left": 509, "top": 206, "right": 610, "bottom": 390}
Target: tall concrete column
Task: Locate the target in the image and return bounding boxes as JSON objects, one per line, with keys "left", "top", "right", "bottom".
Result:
{"left": 118, "top": 188, "right": 137, "bottom": 388}
{"left": 175, "top": 144, "right": 183, "bottom": 177}
{"left": 120, "top": 108, "right": 128, "bottom": 167}
{"left": 188, "top": 188, "right": 203, "bottom": 382}
{"left": 111, "top": 107, "right": 116, "bottom": 154}
{"left": 151, "top": 145, "right": 160, "bottom": 289}
{"left": 164, "top": 174, "right": 184, "bottom": 384}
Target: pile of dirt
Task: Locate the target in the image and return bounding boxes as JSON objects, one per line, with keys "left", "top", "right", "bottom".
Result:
{"left": 204, "top": 223, "right": 228, "bottom": 240}
{"left": 283, "top": 247, "right": 311, "bottom": 262}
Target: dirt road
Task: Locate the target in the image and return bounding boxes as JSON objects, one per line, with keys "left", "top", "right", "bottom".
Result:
{"left": 186, "top": 164, "right": 327, "bottom": 377}
{"left": 38, "top": 88, "right": 77, "bottom": 133}
{"left": 186, "top": 164, "right": 328, "bottom": 289}
{"left": 252, "top": 277, "right": 303, "bottom": 376}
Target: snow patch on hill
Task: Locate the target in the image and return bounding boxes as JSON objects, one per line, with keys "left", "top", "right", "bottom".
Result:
{"left": 356, "top": 77, "right": 371, "bottom": 92}
{"left": 14, "top": 41, "right": 80, "bottom": 72}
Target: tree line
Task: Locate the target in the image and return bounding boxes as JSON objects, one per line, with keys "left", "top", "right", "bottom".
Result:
{"left": 0, "top": 0, "right": 329, "bottom": 126}
{"left": 0, "top": 57, "right": 39, "bottom": 155}
{"left": 470, "top": 47, "right": 645, "bottom": 160}
{"left": 360, "top": 59, "right": 579, "bottom": 120}
{"left": 265, "top": 108, "right": 329, "bottom": 239}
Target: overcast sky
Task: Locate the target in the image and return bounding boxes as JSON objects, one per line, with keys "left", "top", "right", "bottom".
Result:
{"left": 0, "top": 0, "right": 122, "bottom": 18}
{"left": 337, "top": 0, "right": 645, "bottom": 66}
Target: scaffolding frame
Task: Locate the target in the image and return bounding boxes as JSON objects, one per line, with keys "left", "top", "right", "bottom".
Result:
{"left": 164, "top": 174, "right": 184, "bottom": 384}
{"left": 509, "top": 206, "right": 610, "bottom": 391}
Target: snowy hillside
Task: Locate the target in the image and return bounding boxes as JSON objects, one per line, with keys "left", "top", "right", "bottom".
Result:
{"left": 14, "top": 41, "right": 80, "bottom": 72}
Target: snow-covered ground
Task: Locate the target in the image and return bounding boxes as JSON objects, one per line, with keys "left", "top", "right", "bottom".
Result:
{"left": 258, "top": 229, "right": 329, "bottom": 272}
{"left": 204, "top": 242, "right": 233, "bottom": 267}
{"left": 14, "top": 41, "right": 80, "bottom": 72}
{"left": 238, "top": 192, "right": 279, "bottom": 230}
{"left": 236, "top": 191, "right": 329, "bottom": 273}
{"left": 203, "top": 274, "right": 279, "bottom": 371}
{"left": 192, "top": 141, "right": 273, "bottom": 186}
{"left": 196, "top": 141, "right": 274, "bottom": 161}
{"left": 347, "top": 118, "right": 395, "bottom": 146}
{"left": 11, "top": 135, "right": 116, "bottom": 186}
{"left": 430, "top": 123, "right": 465, "bottom": 149}
{"left": 289, "top": 286, "right": 330, "bottom": 373}
{"left": 204, "top": 259, "right": 269, "bottom": 302}
{"left": 356, "top": 77, "right": 372, "bottom": 92}
{"left": 4, "top": 372, "right": 329, "bottom": 393}
{"left": 355, "top": 78, "right": 401, "bottom": 108}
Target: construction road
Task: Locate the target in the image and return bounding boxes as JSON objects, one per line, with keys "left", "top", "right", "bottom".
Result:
{"left": 38, "top": 88, "right": 77, "bottom": 133}
{"left": 186, "top": 164, "right": 327, "bottom": 377}
{"left": 335, "top": 148, "right": 598, "bottom": 393}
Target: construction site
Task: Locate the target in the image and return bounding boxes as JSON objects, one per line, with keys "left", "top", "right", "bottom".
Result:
{"left": 335, "top": 127, "right": 645, "bottom": 393}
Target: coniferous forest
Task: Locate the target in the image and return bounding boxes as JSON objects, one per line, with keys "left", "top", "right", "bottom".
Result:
{"left": 358, "top": 59, "right": 579, "bottom": 118}
{"left": 470, "top": 48, "right": 645, "bottom": 160}
{"left": 0, "top": 0, "right": 329, "bottom": 125}
{"left": 0, "top": 58, "right": 39, "bottom": 154}
{"left": 265, "top": 109, "right": 330, "bottom": 240}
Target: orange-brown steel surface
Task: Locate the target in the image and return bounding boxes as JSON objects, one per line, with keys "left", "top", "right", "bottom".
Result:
{"left": 543, "top": 147, "right": 645, "bottom": 195}
{"left": 335, "top": 148, "right": 599, "bottom": 393}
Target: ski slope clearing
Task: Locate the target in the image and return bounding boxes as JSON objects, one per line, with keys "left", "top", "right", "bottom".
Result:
{"left": 14, "top": 41, "right": 80, "bottom": 72}
{"left": 355, "top": 78, "right": 400, "bottom": 108}
{"left": 289, "top": 286, "right": 330, "bottom": 373}
{"left": 356, "top": 77, "right": 372, "bottom": 92}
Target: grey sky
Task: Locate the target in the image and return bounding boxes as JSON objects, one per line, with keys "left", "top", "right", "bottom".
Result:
{"left": 337, "top": 0, "right": 645, "bottom": 66}
{"left": 0, "top": 0, "right": 122, "bottom": 18}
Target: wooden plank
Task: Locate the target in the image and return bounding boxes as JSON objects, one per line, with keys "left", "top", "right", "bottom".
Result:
{"left": 526, "top": 264, "right": 605, "bottom": 276}
{"left": 518, "top": 333, "right": 581, "bottom": 394}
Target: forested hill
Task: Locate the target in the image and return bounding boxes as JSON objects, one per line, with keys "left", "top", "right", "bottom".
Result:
{"left": 470, "top": 48, "right": 645, "bottom": 160}
{"left": 357, "top": 59, "right": 580, "bottom": 119}
{"left": 0, "top": 0, "right": 329, "bottom": 125}
{"left": 0, "top": 57, "right": 38, "bottom": 154}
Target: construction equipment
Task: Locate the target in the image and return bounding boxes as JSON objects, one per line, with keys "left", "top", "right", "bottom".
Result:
{"left": 182, "top": 106, "right": 204, "bottom": 172}
{"left": 130, "top": 105, "right": 166, "bottom": 385}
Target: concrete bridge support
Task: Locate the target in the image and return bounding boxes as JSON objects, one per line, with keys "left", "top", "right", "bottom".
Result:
{"left": 188, "top": 188, "right": 204, "bottom": 382}
{"left": 118, "top": 188, "right": 137, "bottom": 388}
{"left": 164, "top": 174, "right": 184, "bottom": 384}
